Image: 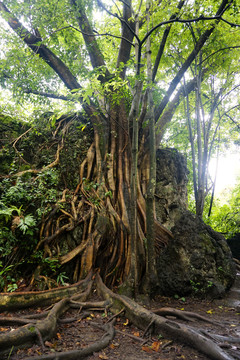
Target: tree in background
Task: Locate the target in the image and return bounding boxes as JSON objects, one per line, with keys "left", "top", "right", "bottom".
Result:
{"left": 203, "top": 178, "right": 240, "bottom": 238}
{"left": 162, "top": 42, "right": 240, "bottom": 218}
{"left": 185, "top": 71, "right": 239, "bottom": 218}
{"left": 0, "top": 0, "right": 239, "bottom": 295}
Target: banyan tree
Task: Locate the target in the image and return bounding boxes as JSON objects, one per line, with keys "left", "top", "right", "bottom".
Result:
{"left": 0, "top": 0, "right": 238, "bottom": 295}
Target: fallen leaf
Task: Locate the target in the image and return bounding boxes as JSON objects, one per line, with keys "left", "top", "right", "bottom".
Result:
{"left": 56, "top": 332, "right": 61, "bottom": 339}
{"left": 151, "top": 341, "right": 161, "bottom": 352}
{"left": 0, "top": 327, "right": 8, "bottom": 332}
{"left": 99, "top": 353, "right": 109, "bottom": 359}
{"left": 230, "top": 324, "right": 237, "bottom": 327}
{"left": 26, "top": 348, "right": 34, "bottom": 355}
{"left": 142, "top": 346, "right": 153, "bottom": 353}
{"left": 111, "top": 341, "right": 120, "bottom": 347}
{"left": 180, "top": 308, "right": 185, "bottom": 311}
{"left": 123, "top": 319, "right": 129, "bottom": 326}
{"left": 45, "top": 341, "right": 53, "bottom": 348}
{"left": 133, "top": 331, "right": 140, "bottom": 337}
{"left": 206, "top": 309, "right": 213, "bottom": 314}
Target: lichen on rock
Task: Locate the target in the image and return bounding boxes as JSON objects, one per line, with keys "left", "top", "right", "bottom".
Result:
{"left": 155, "top": 149, "right": 236, "bottom": 298}
{"left": 156, "top": 210, "right": 236, "bottom": 298}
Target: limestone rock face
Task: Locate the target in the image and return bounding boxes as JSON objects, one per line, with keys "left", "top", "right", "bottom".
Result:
{"left": 155, "top": 148, "right": 188, "bottom": 230}
{"left": 156, "top": 211, "right": 236, "bottom": 298}
{"left": 155, "top": 149, "right": 236, "bottom": 298}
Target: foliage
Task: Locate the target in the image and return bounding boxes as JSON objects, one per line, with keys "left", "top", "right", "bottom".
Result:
{"left": 57, "top": 272, "right": 69, "bottom": 286}
{"left": 162, "top": 71, "right": 240, "bottom": 217}
{"left": 0, "top": 170, "right": 61, "bottom": 288}
{"left": 18, "top": 215, "right": 36, "bottom": 235}
{"left": 0, "top": 261, "right": 17, "bottom": 292}
{"left": 0, "top": 112, "right": 93, "bottom": 290}
{"left": 203, "top": 180, "right": 240, "bottom": 238}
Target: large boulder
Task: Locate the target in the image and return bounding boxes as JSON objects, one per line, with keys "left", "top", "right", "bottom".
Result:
{"left": 156, "top": 211, "right": 236, "bottom": 298}
{"left": 155, "top": 148, "right": 188, "bottom": 230}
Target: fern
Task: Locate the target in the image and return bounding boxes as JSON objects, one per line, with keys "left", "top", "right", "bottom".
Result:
{"left": 0, "top": 202, "right": 22, "bottom": 222}
{"left": 18, "top": 215, "right": 36, "bottom": 234}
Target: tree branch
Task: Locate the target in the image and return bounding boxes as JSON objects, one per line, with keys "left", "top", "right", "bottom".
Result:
{"left": 23, "top": 89, "right": 74, "bottom": 101}
{"left": 152, "top": 0, "right": 185, "bottom": 82}
{"left": 116, "top": 0, "right": 135, "bottom": 79}
{"left": 0, "top": 2, "right": 81, "bottom": 91}
{"left": 0, "top": 2, "right": 103, "bottom": 120}
{"left": 0, "top": 2, "right": 42, "bottom": 45}
{"left": 199, "top": 46, "right": 240, "bottom": 65}
{"left": 96, "top": 0, "right": 122, "bottom": 17}
{"left": 154, "top": 0, "right": 233, "bottom": 122}
{"left": 217, "top": 84, "right": 240, "bottom": 105}
{"left": 69, "top": 24, "right": 134, "bottom": 47}
{"left": 70, "top": 0, "right": 110, "bottom": 79}
{"left": 224, "top": 106, "right": 240, "bottom": 130}
{"left": 142, "top": 0, "right": 238, "bottom": 45}
{"left": 155, "top": 76, "right": 198, "bottom": 144}
{"left": 90, "top": 1, "right": 136, "bottom": 79}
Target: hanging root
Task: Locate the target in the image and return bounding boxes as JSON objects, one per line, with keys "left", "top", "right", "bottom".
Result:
{"left": 10, "top": 120, "right": 175, "bottom": 291}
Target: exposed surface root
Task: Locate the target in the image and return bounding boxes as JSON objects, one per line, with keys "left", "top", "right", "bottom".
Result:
{"left": 96, "top": 274, "right": 235, "bottom": 360}
{"left": 0, "top": 274, "right": 92, "bottom": 312}
{"left": 153, "top": 306, "right": 223, "bottom": 326}
{"left": 0, "top": 298, "right": 69, "bottom": 355}
{"left": 0, "top": 273, "right": 239, "bottom": 360}
{"left": 24, "top": 321, "right": 115, "bottom": 360}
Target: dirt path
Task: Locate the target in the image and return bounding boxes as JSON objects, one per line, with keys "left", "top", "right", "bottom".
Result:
{"left": 220, "top": 271, "right": 240, "bottom": 309}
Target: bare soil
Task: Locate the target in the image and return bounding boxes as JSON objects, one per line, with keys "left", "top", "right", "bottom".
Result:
{"left": 1, "top": 293, "right": 239, "bottom": 360}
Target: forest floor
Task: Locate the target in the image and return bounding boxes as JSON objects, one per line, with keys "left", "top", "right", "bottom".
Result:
{"left": 3, "top": 298, "right": 239, "bottom": 360}
{"left": 1, "top": 280, "right": 239, "bottom": 360}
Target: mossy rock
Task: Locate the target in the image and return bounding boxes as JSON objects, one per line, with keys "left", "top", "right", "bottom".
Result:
{"left": 156, "top": 211, "right": 236, "bottom": 298}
